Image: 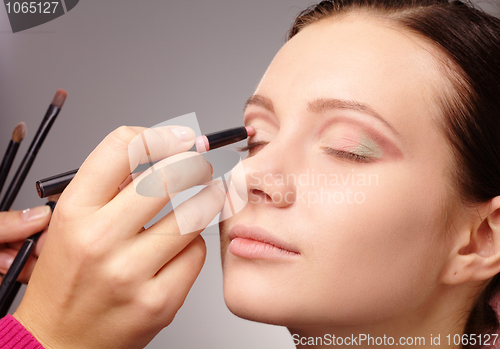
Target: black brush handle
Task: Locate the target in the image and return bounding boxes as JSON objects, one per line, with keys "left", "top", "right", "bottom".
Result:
{"left": 0, "top": 141, "right": 19, "bottom": 196}
{"left": 36, "top": 168, "right": 77, "bottom": 198}
{"left": 205, "top": 126, "right": 247, "bottom": 149}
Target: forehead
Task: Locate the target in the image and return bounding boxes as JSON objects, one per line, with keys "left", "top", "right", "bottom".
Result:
{"left": 256, "top": 14, "right": 450, "bottom": 140}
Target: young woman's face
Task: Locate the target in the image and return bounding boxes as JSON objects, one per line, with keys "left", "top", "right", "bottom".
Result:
{"left": 219, "top": 14, "right": 457, "bottom": 327}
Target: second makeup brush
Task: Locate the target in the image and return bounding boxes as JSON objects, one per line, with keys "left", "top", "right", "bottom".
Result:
{"left": 0, "top": 122, "right": 27, "bottom": 196}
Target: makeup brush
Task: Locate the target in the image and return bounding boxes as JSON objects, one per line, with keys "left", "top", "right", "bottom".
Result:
{"left": 36, "top": 125, "right": 255, "bottom": 198}
{"left": 0, "top": 90, "right": 67, "bottom": 211}
{"left": 0, "top": 122, "right": 27, "bottom": 196}
{"left": 0, "top": 201, "right": 56, "bottom": 317}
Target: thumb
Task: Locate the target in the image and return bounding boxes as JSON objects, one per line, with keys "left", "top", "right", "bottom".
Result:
{"left": 0, "top": 206, "right": 52, "bottom": 243}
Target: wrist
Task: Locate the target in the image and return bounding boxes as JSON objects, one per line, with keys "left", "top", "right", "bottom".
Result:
{"left": 12, "top": 309, "right": 66, "bottom": 349}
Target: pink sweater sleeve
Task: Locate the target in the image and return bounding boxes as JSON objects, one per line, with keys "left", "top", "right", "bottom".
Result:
{"left": 0, "top": 315, "right": 44, "bottom": 349}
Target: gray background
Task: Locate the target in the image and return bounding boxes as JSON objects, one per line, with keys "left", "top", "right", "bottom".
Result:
{"left": 0, "top": 1, "right": 498, "bottom": 349}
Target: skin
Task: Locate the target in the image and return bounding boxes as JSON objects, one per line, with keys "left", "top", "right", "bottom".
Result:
{"left": 0, "top": 207, "right": 52, "bottom": 283}
{"left": 219, "top": 13, "right": 500, "bottom": 348}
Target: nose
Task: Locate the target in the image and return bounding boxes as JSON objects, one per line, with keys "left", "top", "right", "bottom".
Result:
{"left": 233, "top": 142, "right": 297, "bottom": 209}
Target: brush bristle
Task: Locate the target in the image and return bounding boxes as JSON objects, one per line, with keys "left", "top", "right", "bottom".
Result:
{"left": 12, "top": 122, "right": 27, "bottom": 143}
{"left": 51, "top": 89, "right": 67, "bottom": 108}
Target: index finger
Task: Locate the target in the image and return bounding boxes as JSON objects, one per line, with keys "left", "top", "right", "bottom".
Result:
{"left": 63, "top": 125, "right": 195, "bottom": 209}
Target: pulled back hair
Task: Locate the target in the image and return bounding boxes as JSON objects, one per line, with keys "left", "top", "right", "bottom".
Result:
{"left": 287, "top": 1, "right": 500, "bottom": 346}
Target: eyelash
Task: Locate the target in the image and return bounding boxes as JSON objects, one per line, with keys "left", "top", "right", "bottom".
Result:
{"left": 320, "top": 147, "right": 372, "bottom": 163}
{"left": 237, "top": 142, "right": 372, "bottom": 163}
{"left": 237, "top": 141, "right": 269, "bottom": 153}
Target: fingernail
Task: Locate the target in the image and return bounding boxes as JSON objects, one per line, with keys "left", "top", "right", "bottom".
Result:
{"left": 22, "top": 205, "right": 51, "bottom": 222}
{"left": 0, "top": 254, "right": 14, "bottom": 270}
{"left": 209, "top": 163, "right": 213, "bottom": 176}
{"left": 171, "top": 127, "right": 195, "bottom": 142}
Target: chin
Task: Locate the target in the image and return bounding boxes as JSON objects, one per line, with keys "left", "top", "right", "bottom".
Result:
{"left": 222, "top": 275, "right": 297, "bottom": 326}
{"left": 220, "top": 255, "right": 319, "bottom": 327}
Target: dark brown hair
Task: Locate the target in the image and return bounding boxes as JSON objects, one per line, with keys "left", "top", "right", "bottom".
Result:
{"left": 287, "top": 0, "right": 500, "bottom": 346}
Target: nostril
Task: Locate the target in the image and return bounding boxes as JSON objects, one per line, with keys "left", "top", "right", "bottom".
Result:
{"left": 249, "top": 188, "right": 271, "bottom": 204}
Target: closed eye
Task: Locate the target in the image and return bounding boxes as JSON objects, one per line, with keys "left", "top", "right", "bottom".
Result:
{"left": 321, "top": 147, "right": 372, "bottom": 163}
{"left": 237, "top": 141, "right": 269, "bottom": 153}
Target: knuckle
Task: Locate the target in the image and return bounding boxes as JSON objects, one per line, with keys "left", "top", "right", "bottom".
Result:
{"left": 69, "top": 237, "right": 106, "bottom": 265}
{"left": 92, "top": 256, "right": 134, "bottom": 296}
{"left": 161, "top": 128, "right": 177, "bottom": 153}
{"left": 187, "top": 236, "right": 207, "bottom": 266}
{"left": 105, "top": 265, "right": 132, "bottom": 289}
{"left": 176, "top": 206, "right": 204, "bottom": 234}
{"left": 200, "top": 160, "right": 213, "bottom": 182}
{"left": 196, "top": 155, "right": 211, "bottom": 175}
{"left": 162, "top": 167, "right": 180, "bottom": 190}
{"left": 0, "top": 211, "right": 17, "bottom": 228}
{"left": 63, "top": 222, "right": 109, "bottom": 264}
{"left": 208, "top": 184, "right": 226, "bottom": 205}
{"left": 106, "top": 126, "right": 140, "bottom": 154}
{"left": 138, "top": 291, "right": 165, "bottom": 317}
{"left": 51, "top": 202, "right": 74, "bottom": 225}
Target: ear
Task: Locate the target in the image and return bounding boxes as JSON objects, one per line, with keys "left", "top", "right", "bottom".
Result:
{"left": 440, "top": 196, "right": 500, "bottom": 285}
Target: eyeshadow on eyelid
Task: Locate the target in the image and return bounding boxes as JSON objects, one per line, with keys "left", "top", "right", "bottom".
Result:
{"left": 318, "top": 116, "right": 409, "bottom": 159}
{"left": 329, "top": 135, "right": 383, "bottom": 159}
{"left": 355, "top": 136, "right": 383, "bottom": 158}
{"left": 251, "top": 128, "right": 273, "bottom": 139}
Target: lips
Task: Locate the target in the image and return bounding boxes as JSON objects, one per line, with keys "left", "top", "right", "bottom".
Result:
{"left": 228, "top": 224, "right": 300, "bottom": 259}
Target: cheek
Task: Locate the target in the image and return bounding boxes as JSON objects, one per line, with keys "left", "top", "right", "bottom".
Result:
{"left": 295, "top": 163, "right": 448, "bottom": 320}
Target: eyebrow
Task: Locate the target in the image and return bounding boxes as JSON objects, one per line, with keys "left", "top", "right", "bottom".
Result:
{"left": 244, "top": 95, "right": 275, "bottom": 114}
{"left": 243, "top": 94, "right": 400, "bottom": 137}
